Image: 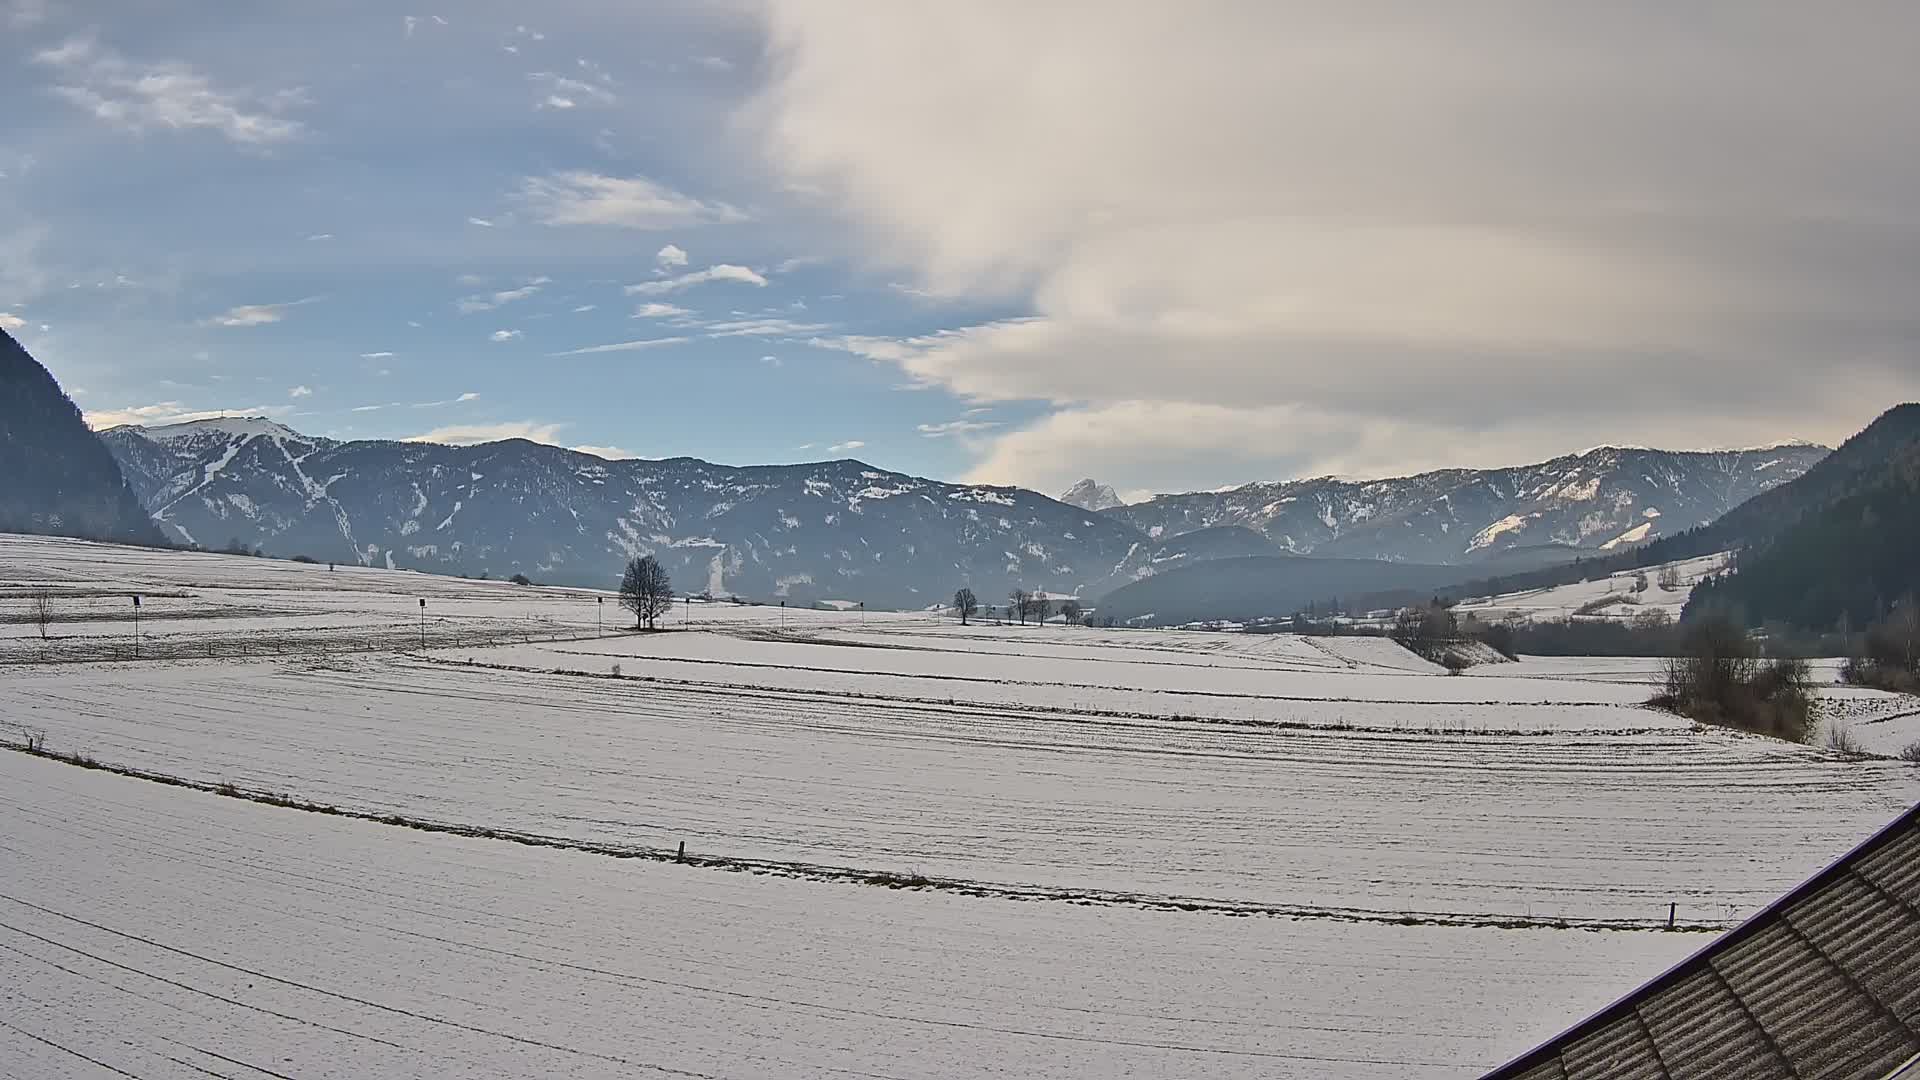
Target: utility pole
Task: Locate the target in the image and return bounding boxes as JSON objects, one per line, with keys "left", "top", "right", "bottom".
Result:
{"left": 597, "top": 595, "right": 603, "bottom": 636}
{"left": 131, "top": 594, "right": 141, "bottom": 658}
{"left": 418, "top": 597, "right": 426, "bottom": 649}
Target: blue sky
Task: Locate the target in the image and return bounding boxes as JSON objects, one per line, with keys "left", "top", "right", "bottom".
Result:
{"left": 5, "top": 2, "right": 1918, "bottom": 498}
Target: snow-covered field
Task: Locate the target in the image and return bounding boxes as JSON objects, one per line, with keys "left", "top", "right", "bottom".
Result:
{"left": 0, "top": 751, "right": 1698, "bottom": 1079}
{"left": 4, "top": 533, "right": 1918, "bottom": 1077}
{"left": 1453, "top": 552, "right": 1729, "bottom": 623}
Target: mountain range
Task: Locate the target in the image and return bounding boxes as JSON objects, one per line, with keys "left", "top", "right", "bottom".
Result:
{"left": 1099, "top": 443, "right": 1830, "bottom": 565}
{"left": 0, "top": 328, "right": 1846, "bottom": 610}
{"left": 94, "top": 411, "right": 1826, "bottom": 607}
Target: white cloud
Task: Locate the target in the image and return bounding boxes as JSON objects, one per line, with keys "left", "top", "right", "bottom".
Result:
{"left": 548, "top": 336, "right": 689, "bottom": 356}
{"left": 456, "top": 391, "right": 480, "bottom": 402}
{"left": 571, "top": 444, "right": 639, "bottom": 460}
{"left": 288, "top": 385, "right": 312, "bottom": 398}
{"left": 466, "top": 217, "right": 495, "bottom": 228}
{"left": 518, "top": 171, "right": 745, "bottom": 230}
{"left": 691, "top": 56, "right": 734, "bottom": 72}
{"left": 82, "top": 402, "right": 292, "bottom": 430}
{"left": 0, "top": 312, "right": 24, "bottom": 330}
{"left": 633, "top": 302, "right": 691, "bottom": 318}
{"left": 656, "top": 243, "right": 688, "bottom": 268}
{"left": 531, "top": 72, "right": 616, "bottom": 107}
{"left": 306, "top": 233, "right": 333, "bottom": 241}
{"left": 405, "top": 421, "right": 565, "bottom": 446}
{"left": 700, "top": 317, "right": 829, "bottom": 338}
{"left": 572, "top": 304, "right": 597, "bottom": 313}
{"left": 490, "top": 329, "right": 522, "bottom": 342}
{"left": 750, "top": 2, "right": 1920, "bottom": 487}
{"left": 34, "top": 37, "right": 307, "bottom": 145}
{"left": 917, "top": 418, "right": 999, "bottom": 438}
{"left": 541, "top": 95, "right": 576, "bottom": 110}
{"left": 625, "top": 264, "right": 767, "bottom": 296}
{"left": 359, "top": 351, "right": 395, "bottom": 359}
{"left": 7, "top": 0, "right": 50, "bottom": 28}
{"left": 457, "top": 280, "right": 545, "bottom": 313}
{"left": 826, "top": 440, "right": 865, "bottom": 453}
{"left": 201, "top": 297, "right": 320, "bottom": 328}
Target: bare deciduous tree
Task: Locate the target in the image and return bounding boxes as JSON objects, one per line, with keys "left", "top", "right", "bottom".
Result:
{"left": 1657, "top": 565, "right": 1682, "bottom": 591}
{"left": 953, "top": 587, "right": 978, "bottom": 625}
{"left": 1029, "top": 594, "right": 1052, "bottom": 625}
{"left": 1008, "top": 588, "right": 1029, "bottom": 626}
{"left": 30, "top": 590, "right": 53, "bottom": 640}
{"left": 619, "top": 555, "right": 674, "bottom": 630}
{"left": 1060, "top": 599, "right": 1083, "bottom": 626}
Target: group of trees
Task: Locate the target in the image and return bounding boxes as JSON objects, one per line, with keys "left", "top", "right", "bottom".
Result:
{"left": 1651, "top": 614, "right": 1816, "bottom": 742}
{"left": 953, "top": 587, "right": 1086, "bottom": 627}
{"left": 1841, "top": 600, "right": 1920, "bottom": 693}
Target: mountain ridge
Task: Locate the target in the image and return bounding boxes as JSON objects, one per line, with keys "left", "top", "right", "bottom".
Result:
{"left": 1, "top": 329, "right": 167, "bottom": 547}
{"left": 93, "top": 413, "right": 1834, "bottom": 608}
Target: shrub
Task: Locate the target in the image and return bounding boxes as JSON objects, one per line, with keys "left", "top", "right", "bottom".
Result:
{"left": 1440, "top": 651, "right": 1471, "bottom": 675}
{"left": 509, "top": 573, "right": 533, "bottom": 586}
{"left": 1824, "top": 723, "right": 1865, "bottom": 756}
{"left": 290, "top": 554, "right": 319, "bottom": 564}
{"left": 1899, "top": 740, "right": 1920, "bottom": 763}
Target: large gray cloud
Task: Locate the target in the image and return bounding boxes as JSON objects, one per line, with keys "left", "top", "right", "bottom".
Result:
{"left": 752, "top": 2, "right": 1920, "bottom": 492}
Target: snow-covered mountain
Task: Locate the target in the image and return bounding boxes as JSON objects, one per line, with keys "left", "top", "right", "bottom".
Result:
{"left": 1105, "top": 445, "right": 1829, "bottom": 565}
{"left": 95, "top": 418, "right": 1829, "bottom": 605}
{"left": 1059, "top": 478, "right": 1125, "bottom": 512}
{"left": 98, "top": 419, "right": 1146, "bottom": 607}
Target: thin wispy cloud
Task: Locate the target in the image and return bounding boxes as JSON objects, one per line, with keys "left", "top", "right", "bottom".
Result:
{"left": 359, "top": 351, "right": 395, "bottom": 359}
{"left": 405, "top": 420, "right": 565, "bottom": 446}
{"left": 633, "top": 302, "right": 690, "bottom": 319}
{"left": 548, "top": 336, "right": 690, "bottom": 356}
{"left": 489, "top": 329, "right": 522, "bottom": 342}
{"left": 530, "top": 72, "right": 616, "bottom": 108}
{"left": 457, "top": 278, "right": 548, "bottom": 314}
{"left": 288, "top": 385, "right": 312, "bottom": 398}
{"left": 34, "top": 37, "right": 307, "bottom": 145}
{"left": 82, "top": 401, "right": 293, "bottom": 429}
{"left": 518, "top": 171, "right": 744, "bottom": 230}
{"left": 917, "top": 419, "right": 1000, "bottom": 438}
{"left": 571, "top": 444, "right": 639, "bottom": 460}
{"left": 201, "top": 296, "right": 321, "bottom": 328}
{"left": 827, "top": 440, "right": 866, "bottom": 453}
{"left": 701, "top": 317, "right": 829, "bottom": 338}
{"left": 626, "top": 264, "right": 766, "bottom": 296}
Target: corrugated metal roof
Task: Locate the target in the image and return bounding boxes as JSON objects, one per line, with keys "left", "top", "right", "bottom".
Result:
{"left": 1484, "top": 804, "right": 1920, "bottom": 1080}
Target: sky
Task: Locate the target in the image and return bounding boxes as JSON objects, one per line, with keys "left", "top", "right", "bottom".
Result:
{"left": 4, "top": 2, "right": 1918, "bottom": 500}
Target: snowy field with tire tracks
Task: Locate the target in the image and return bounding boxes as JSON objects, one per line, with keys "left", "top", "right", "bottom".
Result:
{"left": 3, "top": 533, "right": 1918, "bottom": 1077}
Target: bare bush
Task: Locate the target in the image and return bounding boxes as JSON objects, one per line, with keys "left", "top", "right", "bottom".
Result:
{"left": 1899, "top": 741, "right": 1920, "bottom": 763}
{"left": 1824, "top": 724, "right": 1865, "bottom": 757}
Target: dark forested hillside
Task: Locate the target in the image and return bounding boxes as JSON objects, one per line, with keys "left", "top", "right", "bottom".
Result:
{"left": 1687, "top": 437, "right": 1920, "bottom": 630}
{"left": 0, "top": 329, "right": 165, "bottom": 546}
